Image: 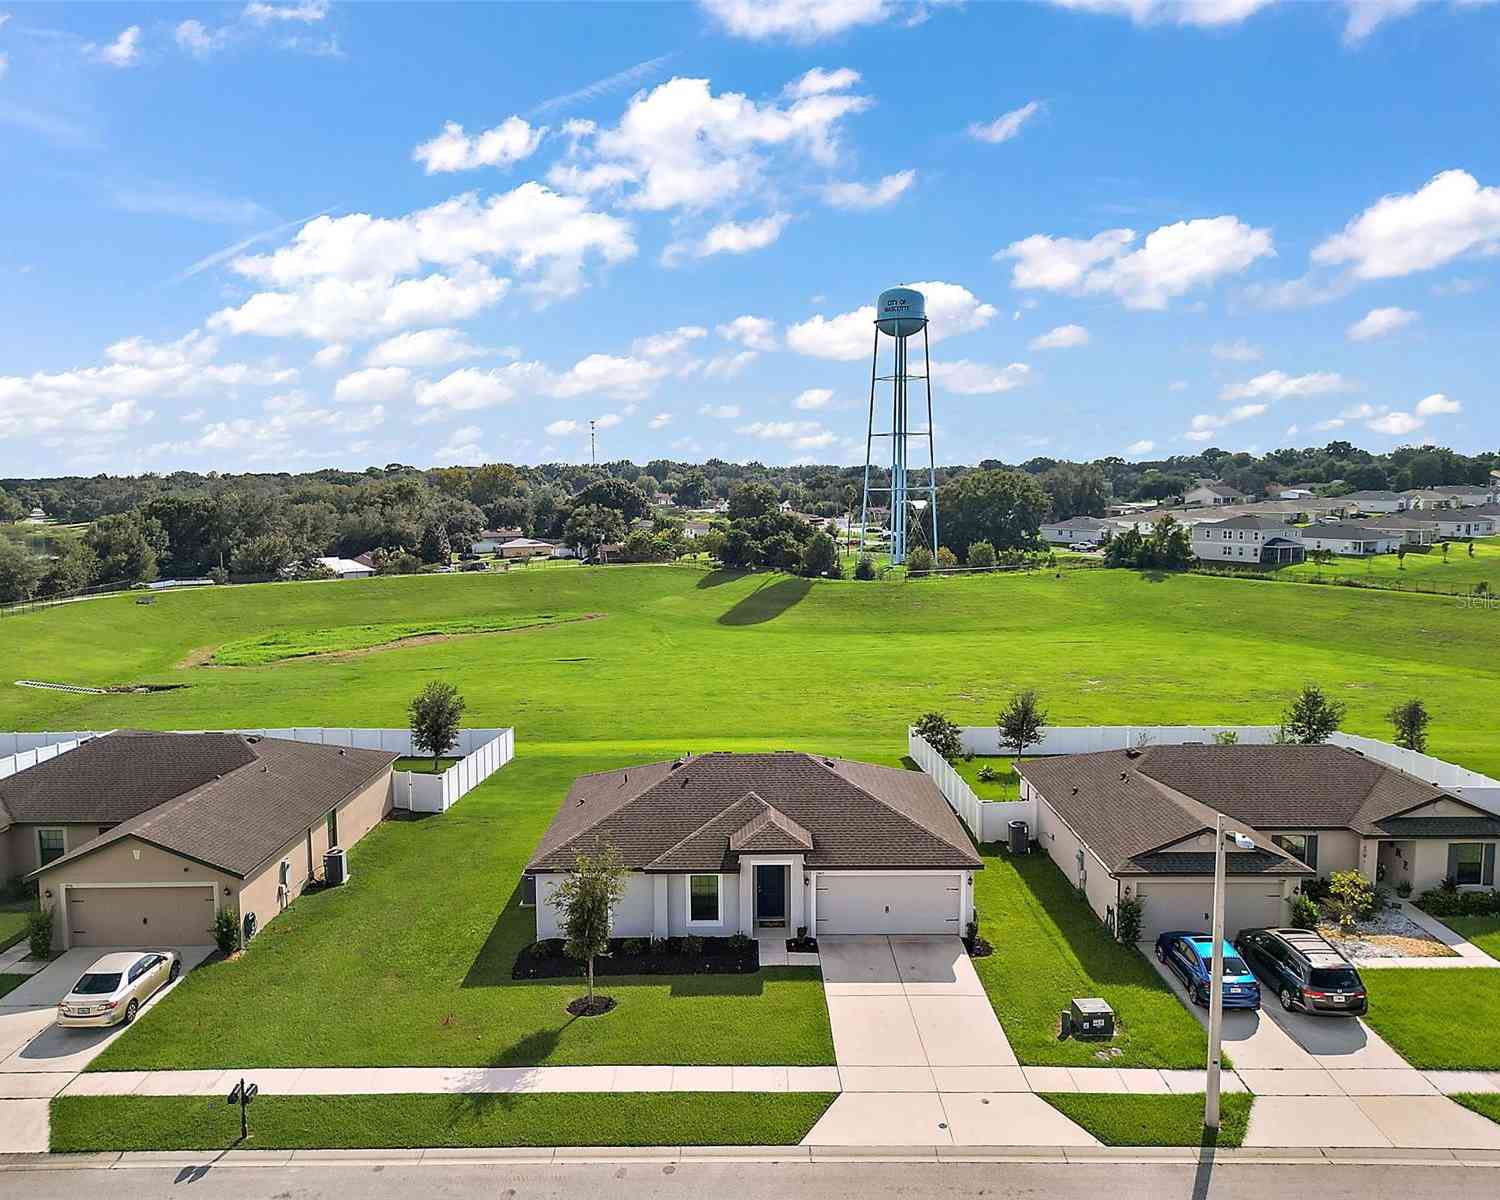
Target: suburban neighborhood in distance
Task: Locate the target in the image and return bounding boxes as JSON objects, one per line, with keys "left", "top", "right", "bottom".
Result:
{"left": 4, "top": 1, "right": 1500, "bottom": 1195}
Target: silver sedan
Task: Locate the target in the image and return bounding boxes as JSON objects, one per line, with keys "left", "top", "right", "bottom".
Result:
{"left": 55, "top": 950, "right": 182, "bottom": 1028}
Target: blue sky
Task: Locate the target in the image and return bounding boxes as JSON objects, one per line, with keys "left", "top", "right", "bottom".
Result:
{"left": 1, "top": 0, "right": 1497, "bottom": 475}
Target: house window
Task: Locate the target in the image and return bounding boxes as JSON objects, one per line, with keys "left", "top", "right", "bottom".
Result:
{"left": 1272, "top": 833, "right": 1319, "bottom": 870}
{"left": 1452, "top": 843, "right": 1485, "bottom": 886}
{"left": 687, "top": 874, "right": 721, "bottom": 925}
{"left": 326, "top": 808, "right": 339, "bottom": 848}
{"left": 37, "top": 828, "right": 65, "bottom": 867}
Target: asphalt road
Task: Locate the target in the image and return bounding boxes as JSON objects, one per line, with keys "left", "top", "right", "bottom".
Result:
{"left": 3, "top": 1160, "right": 1496, "bottom": 1200}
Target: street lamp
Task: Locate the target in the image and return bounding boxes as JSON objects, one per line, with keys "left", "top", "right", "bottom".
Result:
{"left": 1206, "top": 813, "right": 1257, "bottom": 1130}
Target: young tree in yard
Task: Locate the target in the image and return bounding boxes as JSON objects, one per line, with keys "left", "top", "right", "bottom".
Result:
{"left": 408, "top": 681, "right": 466, "bottom": 768}
{"left": 1279, "top": 683, "right": 1346, "bottom": 744}
{"left": 552, "top": 845, "right": 628, "bottom": 1013}
{"left": 1388, "top": 698, "right": 1430, "bottom": 752}
{"left": 798, "top": 531, "right": 839, "bottom": 578}
{"left": 997, "top": 689, "right": 1048, "bottom": 764}
{"left": 913, "top": 712, "right": 963, "bottom": 763}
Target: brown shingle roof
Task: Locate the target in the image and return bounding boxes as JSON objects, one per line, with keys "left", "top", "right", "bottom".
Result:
{"left": 527, "top": 752, "right": 981, "bottom": 873}
{"left": 29, "top": 733, "right": 397, "bottom": 879}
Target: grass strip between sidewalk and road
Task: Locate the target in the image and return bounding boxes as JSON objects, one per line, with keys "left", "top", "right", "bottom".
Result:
{"left": 0, "top": 974, "right": 29, "bottom": 1000}
{"left": 49, "top": 1092, "right": 838, "bottom": 1152}
{"left": 1039, "top": 1092, "right": 1251, "bottom": 1147}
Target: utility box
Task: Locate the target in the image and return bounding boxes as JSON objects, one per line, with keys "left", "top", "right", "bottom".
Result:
{"left": 1069, "top": 997, "right": 1115, "bottom": 1040}
{"left": 1008, "top": 820, "right": 1030, "bottom": 855}
{"left": 324, "top": 847, "right": 349, "bottom": 887}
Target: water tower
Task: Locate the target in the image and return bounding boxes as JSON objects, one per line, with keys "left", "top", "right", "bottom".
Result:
{"left": 859, "top": 286, "right": 938, "bottom": 566}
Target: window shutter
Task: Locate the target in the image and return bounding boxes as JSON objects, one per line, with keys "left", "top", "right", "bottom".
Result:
{"left": 1447, "top": 844, "right": 1460, "bottom": 881}
{"left": 1305, "top": 835, "right": 1319, "bottom": 871}
{"left": 1484, "top": 845, "right": 1496, "bottom": 887}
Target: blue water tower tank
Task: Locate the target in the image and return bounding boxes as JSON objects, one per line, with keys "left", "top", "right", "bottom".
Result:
{"left": 875, "top": 287, "right": 927, "bottom": 338}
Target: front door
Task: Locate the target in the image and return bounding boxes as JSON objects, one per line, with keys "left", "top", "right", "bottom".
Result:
{"left": 755, "top": 865, "right": 786, "bottom": 927}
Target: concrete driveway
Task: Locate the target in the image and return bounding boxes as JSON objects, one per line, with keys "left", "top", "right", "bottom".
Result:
{"left": 805, "top": 937, "right": 1096, "bottom": 1147}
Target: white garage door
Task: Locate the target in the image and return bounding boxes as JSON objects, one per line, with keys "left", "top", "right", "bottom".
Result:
{"left": 68, "top": 886, "right": 216, "bottom": 947}
{"left": 815, "top": 874, "right": 960, "bottom": 935}
{"left": 1135, "top": 881, "right": 1285, "bottom": 942}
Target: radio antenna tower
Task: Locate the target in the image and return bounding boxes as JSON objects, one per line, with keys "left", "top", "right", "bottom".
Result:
{"left": 589, "top": 418, "right": 597, "bottom": 467}
{"left": 860, "top": 286, "right": 937, "bottom": 566}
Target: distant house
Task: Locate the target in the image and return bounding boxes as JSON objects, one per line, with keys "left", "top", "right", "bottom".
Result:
{"left": 1362, "top": 514, "right": 1439, "bottom": 546}
{"left": 1405, "top": 486, "right": 1498, "bottom": 510}
{"left": 499, "top": 537, "right": 557, "bottom": 560}
{"left": 1269, "top": 485, "right": 1316, "bottom": 500}
{"left": 1040, "top": 515, "right": 1114, "bottom": 545}
{"left": 1184, "top": 481, "right": 1251, "bottom": 507}
{"left": 1301, "top": 523, "right": 1400, "bottom": 556}
{"left": 472, "top": 528, "right": 525, "bottom": 554}
{"left": 315, "top": 556, "right": 375, "bottom": 579}
{"left": 683, "top": 519, "right": 716, "bottom": 539}
{"left": 1107, "top": 500, "right": 1158, "bottom": 516}
{"left": 1431, "top": 509, "right": 1497, "bottom": 539}
{"left": 20, "top": 507, "right": 46, "bottom": 525}
{"left": 1342, "top": 490, "right": 1409, "bottom": 513}
{"left": 1191, "top": 516, "right": 1305, "bottom": 564}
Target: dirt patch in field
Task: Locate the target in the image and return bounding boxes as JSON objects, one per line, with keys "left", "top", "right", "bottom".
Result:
{"left": 175, "top": 645, "right": 218, "bottom": 669}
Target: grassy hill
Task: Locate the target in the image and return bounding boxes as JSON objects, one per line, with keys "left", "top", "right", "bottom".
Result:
{"left": 2, "top": 562, "right": 1498, "bottom": 775}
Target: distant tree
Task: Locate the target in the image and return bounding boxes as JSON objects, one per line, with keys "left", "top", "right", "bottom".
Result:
{"left": 997, "top": 689, "right": 1048, "bottom": 764}
{"left": 1279, "top": 683, "right": 1346, "bottom": 745}
{"left": 418, "top": 522, "right": 452, "bottom": 565}
{"left": 574, "top": 477, "right": 651, "bottom": 522}
{"left": 935, "top": 546, "right": 959, "bottom": 569}
{"left": 1388, "top": 698, "right": 1430, "bottom": 753}
{"left": 853, "top": 553, "right": 877, "bottom": 581}
{"left": 562, "top": 504, "right": 625, "bottom": 561}
{"left": 552, "top": 845, "right": 629, "bottom": 1012}
{"left": 728, "top": 482, "right": 779, "bottom": 521}
{"left": 966, "top": 540, "right": 997, "bottom": 568}
{"left": 798, "top": 531, "right": 840, "bottom": 577}
{"left": 0, "top": 539, "right": 41, "bottom": 603}
{"left": 913, "top": 712, "right": 963, "bottom": 763}
{"left": 0, "top": 490, "right": 24, "bottom": 524}
{"left": 408, "top": 680, "right": 466, "bottom": 769}
{"left": 936, "top": 469, "right": 1048, "bottom": 558}
{"left": 759, "top": 531, "right": 802, "bottom": 571}
{"left": 905, "top": 545, "right": 935, "bottom": 576}
{"left": 1039, "top": 464, "right": 1109, "bottom": 521}
{"left": 38, "top": 539, "right": 99, "bottom": 597}
{"left": 231, "top": 533, "right": 295, "bottom": 576}
{"left": 85, "top": 512, "right": 165, "bottom": 585}
{"left": 675, "top": 468, "right": 711, "bottom": 509}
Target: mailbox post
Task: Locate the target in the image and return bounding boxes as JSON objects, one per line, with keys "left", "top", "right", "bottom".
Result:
{"left": 226, "top": 1077, "right": 259, "bottom": 1141}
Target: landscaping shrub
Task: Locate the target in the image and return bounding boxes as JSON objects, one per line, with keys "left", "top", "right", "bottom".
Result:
{"left": 912, "top": 711, "right": 963, "bottom": 762}
{"left": 727, "top": 933, "right": 752, "bottom": 954}
{"left": 1418, "top": 888, "right": 1460, "bottom": 917}
{"left": 681, "top": 934, "right": 704, "bottom": 956}
{"left": 511, "top": 935, "right": 757, "bottom": 979}
{"left": 1289, "top": 894, "right": 1320, "bottom": 930}
{"left": 853, "top": 554, "right": 877, "bottom": 581}
{"left": 935, "top": 547, "right": 959, "bottom": 569}
{"left": 1396, "top": 880, "right": 1413, "bottom": 899}
{"left": 976, "top": 764, "right": 1001, "bottom": 783}
{"left": 620, "top": 937, "right": 648, "bottom": 957}
{"left": 1300, "top": 876, "right": 1332, "bottom": 903}
{"left": 212, "top": 908, "right": 240, "bottom": 956}
{"left": 1115, "top": 896, "right": 1144, "bottom": 944}
{"left": 906, "top": 546, "right": 935, "bottom": 576}
{"left": 1327, "top": 870, "right": 1376, "bottom": 931}
{"left": 26, "top": 908, "right": 53, "bottom": 959}
{"left": 966, "top": 540, "right": 997, "bottom": 568}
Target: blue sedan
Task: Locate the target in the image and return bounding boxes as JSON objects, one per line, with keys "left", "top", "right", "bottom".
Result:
{"left": 1154, "top": 930, "right": 1262, "bottom": 1010}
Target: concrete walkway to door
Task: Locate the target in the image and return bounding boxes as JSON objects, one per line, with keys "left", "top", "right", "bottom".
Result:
{"left": 804, "top": 936, "right": 1098, "bottom": 1147}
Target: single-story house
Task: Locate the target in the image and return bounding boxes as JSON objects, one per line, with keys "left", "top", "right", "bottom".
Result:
{"left": 1405, "top": 486, "right": 1497, "bottom": 510}
{"left": 1184, "top": 481, "right": 1251, "bottom": 507}
{"left": 315, "top": 556, "right": 375, "bottom": 579}
{"left": 1040, "top": 515, "right": 1113, "bottom": 545}
{"left": 1432, "top": 510, "right": 1497, "bottom": 539}
{"left": 472, "top": 528, "right": 525, "bottom": 554}
{"left": 1362, "top": 514, "right": 1440, "bottom": 546}
{"left": 1343, "top": 490, "right": 1410, "bottom": 514}
{"left": 1301, "top": 523, "right": 1400, "bottom": 556}
{"left": 499, "top": 537, "right": 558, "bottom": 560}
{"left": 1017, "top": 744, "right": 1500, "bottom": 942}
{"left": 525, "top": 752, "right": 982, "bottom": 940}
{"left": 6, "top": 731, "right": 396, "bottom": 950}
{"left": 1269, "top": 486, "right": 1316, "bottom": 500}
{"left": 1191, "top": 516, "right": 1305, "bottom": 564}
{"left": 21, "top": 507, "right": 47, "bottom": 525}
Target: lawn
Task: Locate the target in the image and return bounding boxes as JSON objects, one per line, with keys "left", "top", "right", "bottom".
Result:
{"left": 952, "top": 757, "right": 1023, "bottom": 801}
{"left": 1279, "top": 538, "right": 1500, "bottom": 594}
{"left": 49, "top": 1092, "right": 836, "bottom": 1151}
{"left": 0, "top": 974, "right": 28, "bottom": 1000}
{"left": 1455, "top": 1093, "right": 1500, "bottom": 1129}
{"left": 210, "top": 612, "right": 585, "bottom": 665}
{"left": 970, "top": 848, "right": 1209, "bottom": 1069}
{"left": 1041, "top": 1093, "right": 1251, "bottom": 1147}
{"left": 1442, "top": 915, "right": 1500, "bottom": 958}
{"left": 1361, "top": 970, "right": 1500, "bottom": 1069}
{"left": 394, "top": 756, "right": 461, "bottom": 774}
{"left": 89, "top": 749, "right": 835, "bottom": 1072}
{"left": 0, "top": 899, "right": 35, "bottom": 952}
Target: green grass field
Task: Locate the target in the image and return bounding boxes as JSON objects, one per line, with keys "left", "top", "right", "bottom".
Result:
{"left": 0, "top": 899, "right": 35, "bottom": 953}
{"left": 952, "top": 758, "right": 1023, "bottom": 801}
{"left": 210, "top": 612, "right": 586, "bottom": 665}
{"left": 1279, "top": 538, "right": 1500, "bottom": 593}
{"left": 49, "top": 1092, "right": 836, "bottom": 1151}
{"left": 1040, "top": 1093, "right": 1251, "bottom": 1147}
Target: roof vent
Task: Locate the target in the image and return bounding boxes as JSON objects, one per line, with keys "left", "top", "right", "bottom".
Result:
{"left": 338, "top": 748, "right": 346, "bottom": 756}
{"left": 823, "top": 757, "right": 835, "bottom": 767}
{"left": 1125, "top": 747, "right": 1142, "bottom": 759}
{"left": 1071, "top": 786, "right": 1079, "bottom": 795}
{"left": 245, "top": 735, "right": 261, "bottom": 744}
{"left": 1120, "top": 771, "right": 1128, "bottom": 781}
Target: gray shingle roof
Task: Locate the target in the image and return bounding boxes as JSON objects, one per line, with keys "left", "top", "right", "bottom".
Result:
{"left": 1302, "top": 523, "right": 1393, "bottom": 539}
{"left": 28, "top": 733, "right": 397, "bottom": 879}
{"left": 528, "top": 752, "right": 981, "bottom": 873}
{"left": 1197, "top": 515, "right": 1293, "bottom": 532}
{"left": 1125, "top": 851, "right": 1310, "bottom": 876}
{"left": 1374, "top": 816, "right": 1500, "bottom": 838}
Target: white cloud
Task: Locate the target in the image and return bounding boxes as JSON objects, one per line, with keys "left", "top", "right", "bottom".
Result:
{"left": 174, "top": 19, "right": 228, "bottom": 57}
{"left": 366, "top": 328, "right": 489, "bottom": 368}
{"left": 737, "top": 418, "right": 834, "bottom": 451}
{"left": 717, "top": 315, "right": 778, "bottom": 350}
{"left": 334, "top": 366, "right": 412, "bottom": 405}
{"left": 565, "top": 74, "right": 870, "bottom": 212}
{"left": 1312, "top": 170, "right": 1500, "bottom": 281}
{"left": 700, "top": 403, "right": 741, "bottom": 419}
{"left": 1342, "top": 0, "right": 1423, "bottom": 42}
{"left": 787, "top": 280, "right": 997, "bottom": 360}
{"left": 243, "top": 1, "right": 328, "bottom": 22}
{"left": 1029, "top": 323, "right": 1089, "bottom": 350}
{"left": 1127, "top": 439, "right": 1156, "bottom": 455}
{"left": 1190, "top": 402, "right": 1268, "bottom": 433}
{"left": 648, "top": 412, "right": 673, "bottom": 429}
{"left": 822, "top": 170, "right": 915, "bottom": 210}
{"left": 1220, "top": 370, "right": 1351, "bottom": 401}
{"left": 88, "top": 26, "right": 142, "bottom": 68}
{"left": 667, "top": 213, "right": 791, "bottom": 263}
{"left": 1347, "top": 305, "right": 1418, "bottom": 342}
{"left": 417, "top": 366, "right": 518, "bottom": 413}
{"left": 1211, "top": 338, "right": 1262, "bottom": 361}
{"left": 1044, "top": 0, "right": 1276, "bottom": 27}
{"left": 1367, "top": 410, "right": 1423, "bottom": 436}
{"left": 545, "top": 418, "right": 579, "bottom": 436}
{"left": 700, "top": 0, "right": 897, "bottom": 42}
{"left": 968, "top": 101, "right": 1041, "bottom": 144}
{"left": 311, "top": 344, "right": 349, "bottom": 369}
{"left": 0, "top": 52, "right": 7, "bottom": 81}
{"left": 702, "top": 350, "right": 758, "bottom": 379}
{"left": 433, "top": 424, "right": 485, "bottom": 464}
{"left": 1415, "top": 392, "right": 1461, "bottom": 416}
{"left": 930, "top": 360, "right": 1031, "bottom": 395}
{"left": 785, "top": 67, "right": 862, "bottom": 98}
{"left": 550, "top": 353, "right": 668, "bottom": 398}
{"left": 412, "top": 118, "right": 547, "bottom": 174}
{"left": 632, "top": 325, "right": 708, "bottom": 358}
{"left": 794, "top": 387, "right": 834, "bottom": 410}
{"left": 1003, "top": 216, "right": 1274, "bottom": 310}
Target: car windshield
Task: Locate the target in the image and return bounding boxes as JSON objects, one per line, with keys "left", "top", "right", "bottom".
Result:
{"left": 1223, "top": 956, "right": 1251, "bottom": 977}
{"left": 72, "top": 972, "right": 121, "bottom": 995}
{"left": 1310, "top": 967, "right": 1360, "bottom": 989}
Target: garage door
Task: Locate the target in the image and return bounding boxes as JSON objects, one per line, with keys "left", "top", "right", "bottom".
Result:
{"left": 815, "top": 874, "right": 960, "bottom": 935}
{"left": 67, "top": 886, "right": 216, "bottom": 947}
{"left": 1134, "top": 881, "right": 1285, "bottom": 942}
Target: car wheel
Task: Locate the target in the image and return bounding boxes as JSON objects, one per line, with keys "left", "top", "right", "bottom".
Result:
{"left": 169, "top": 960, "right": 181, "bottom": 982}
{"left": 123, "top": 999, "right": 139, "bottom": 1026}
{"left": 1156, "top": 945, "right": 1167, "bottom": 963}
{"left": 1278, "top": 986, "right": 1296, "bottom": 1013}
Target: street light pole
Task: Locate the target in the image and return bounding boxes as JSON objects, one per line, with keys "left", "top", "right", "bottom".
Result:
{"left": 1206, "top": 813, "right": 1227, "bottom": 1130}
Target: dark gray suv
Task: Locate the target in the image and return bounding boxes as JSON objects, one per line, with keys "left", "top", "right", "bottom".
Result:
{"left": 1234, "top": 928, "right": 1368, "bottom": 1016}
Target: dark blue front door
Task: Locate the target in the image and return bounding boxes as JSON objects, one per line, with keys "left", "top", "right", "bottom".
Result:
{"left": 755, "top": 865, "right": 786, "bottom": 926}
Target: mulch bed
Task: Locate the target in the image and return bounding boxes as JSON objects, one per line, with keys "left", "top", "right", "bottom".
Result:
{"left": 566, "top": 995, "right": 618, "bottom": 1017}
{"left": 513, "top": 937, "right": 759, "bottom": 980}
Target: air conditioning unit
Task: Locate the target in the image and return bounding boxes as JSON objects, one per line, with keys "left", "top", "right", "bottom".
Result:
{"left": 324, "top": 846, "right": 349, "bottom": 886}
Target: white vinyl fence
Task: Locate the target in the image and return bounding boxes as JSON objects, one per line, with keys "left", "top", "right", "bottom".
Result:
{"left": 908, "top": 728, "right": 1028, "bottom": 842}
{"left": 0, "top": 726, "right": 516, "bottom": 815}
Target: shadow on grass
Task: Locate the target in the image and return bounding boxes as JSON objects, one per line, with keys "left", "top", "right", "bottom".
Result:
{"left": 460, "top": 883, "right": 532, "bottom": 988}
{"left": 717, "top": 577, "right": 811, "bottom": 626}
{"left": 696, "top": 569, "right": 745, "bottom": 589}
